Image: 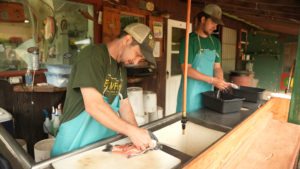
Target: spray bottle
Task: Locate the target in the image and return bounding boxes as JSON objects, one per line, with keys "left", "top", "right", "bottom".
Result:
{"left": 51, "top": 106, "right": 55, "bottom": 134}
{"left": 57, "top": 103, "right": 63, "bottom": 121}
{"left": 53, "top": 108, "right": 60, "bottom": 136}
{"left": 42, "top": 109, "right": 51, "bottom": 133}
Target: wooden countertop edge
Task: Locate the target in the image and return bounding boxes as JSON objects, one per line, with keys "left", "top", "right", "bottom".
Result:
{"left": 14, "top": 85, "right": 67, "bottom": 93}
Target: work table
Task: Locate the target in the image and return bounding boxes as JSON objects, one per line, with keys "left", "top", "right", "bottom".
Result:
{"left": 0, "top": 100, "right": 268, "bottom": 169}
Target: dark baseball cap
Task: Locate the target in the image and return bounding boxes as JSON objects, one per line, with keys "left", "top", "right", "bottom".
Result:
{"left": 203, "top": 4, "right": 224, "bottom": 26}
{"left": 124, "top": 23, "right": 157, "bottom": 68}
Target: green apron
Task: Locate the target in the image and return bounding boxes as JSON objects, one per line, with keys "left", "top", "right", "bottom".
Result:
{"left": 176, "top": 48, "right": 216, "bottom": 114}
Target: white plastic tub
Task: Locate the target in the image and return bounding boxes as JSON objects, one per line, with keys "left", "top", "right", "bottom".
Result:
{"left": 46, "top": 64, "right": 73, "bottom": 74}
{"left": 44, "top": 71, "right": 70, "bottom": 88}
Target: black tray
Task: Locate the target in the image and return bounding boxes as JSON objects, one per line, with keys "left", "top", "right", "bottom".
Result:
{"left": 232, "top": 86, "right": 266, "bottom": 103}
{"left": 201, "top": 91, "right": 245, "bottom": 114}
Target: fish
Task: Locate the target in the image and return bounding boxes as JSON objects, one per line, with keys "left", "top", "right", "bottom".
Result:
{"left": 78, "top": 9, "right": 94, "bottom": 21}
{"left": 102, "top": 130, "right": 163, "bottom": 158}
{"left": 102, "top": 143, "right": 151, "bottom": 159}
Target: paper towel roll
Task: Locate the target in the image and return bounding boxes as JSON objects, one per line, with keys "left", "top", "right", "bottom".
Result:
{"left": 127, "top": 87, "right": 144, "bottom": 116}
{"left": 143, "top": 91, "right": 157, "bottom": 113}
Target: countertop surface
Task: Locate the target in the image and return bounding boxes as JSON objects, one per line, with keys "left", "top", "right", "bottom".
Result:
{"left": 1, "top": 100, "right": 268, "bottom": 169}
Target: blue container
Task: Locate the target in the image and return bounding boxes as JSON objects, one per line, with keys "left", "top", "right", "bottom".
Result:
{"left": 46, "top": 64, "right": 73, "bottom": 74}
{"left": 0, "top": 108, "right": 13, "bottom": 137}
{"left": 44, "top": 71, "right": 70, "bottom": 88}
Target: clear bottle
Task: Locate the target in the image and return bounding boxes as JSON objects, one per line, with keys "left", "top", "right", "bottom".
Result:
{"left": 32, "top": 49, "right": 39, "bottom": 70}
{"left": 25, "top": 68, "right": 33, "bottom": 86}
{"left": 53, "top": 109, "right": 60, "bottom": 136}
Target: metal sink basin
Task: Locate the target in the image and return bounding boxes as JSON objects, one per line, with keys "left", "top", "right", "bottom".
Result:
{"left": 153, "top": 121, "right": 225, "bottom": 156}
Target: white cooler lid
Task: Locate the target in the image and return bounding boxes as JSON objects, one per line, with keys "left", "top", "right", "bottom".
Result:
{"left": 0, "top": 108, "right": 12, "bottom": 123}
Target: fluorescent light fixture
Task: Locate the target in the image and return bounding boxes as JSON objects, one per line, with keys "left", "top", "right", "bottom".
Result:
{"left": 24, "top": 20, "right": 29, "bottom": 23}
{"left": 74, "top": 38, "right": 91, "bottom": 45}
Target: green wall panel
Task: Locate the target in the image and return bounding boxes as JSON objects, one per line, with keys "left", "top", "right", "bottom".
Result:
{"left": 288, "top": 27, "right": 300, "bottom": 125}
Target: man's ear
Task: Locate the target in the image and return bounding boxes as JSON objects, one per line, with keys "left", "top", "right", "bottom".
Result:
{"left": 122, "top": 35, "right": 133, "bottom": 46}
{"left": 201, "top": 16, "right": 206, "bottom": 24}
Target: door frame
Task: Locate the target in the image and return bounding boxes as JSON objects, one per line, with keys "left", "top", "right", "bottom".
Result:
{"left": 165, "top": 19, "right": 192, "bottom": 116}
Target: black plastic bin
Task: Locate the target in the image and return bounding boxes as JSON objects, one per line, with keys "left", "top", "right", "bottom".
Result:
{"left": 201, "top": 91, "right": 245, "bottom": 114}
{"left": 232, "top": 86, "right": 266, "bottom": 103}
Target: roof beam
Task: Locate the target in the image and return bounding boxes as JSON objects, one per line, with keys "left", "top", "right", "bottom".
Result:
{"left": 240, "top": 18, "right": 299, "bottom": 35}
{"left": 181, "top": 0, "right": 300, "bottom": 15}
{"left": 233, "top": 0, "right": 300, "bottom": 7}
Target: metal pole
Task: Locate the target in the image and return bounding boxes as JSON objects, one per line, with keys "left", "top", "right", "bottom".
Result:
{"left": 182, "top": 0, "right": 191, "bottom": 135}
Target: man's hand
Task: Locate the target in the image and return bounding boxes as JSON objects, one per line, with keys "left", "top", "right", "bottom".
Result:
{"left": 127, "top": 128, "right": 155, "bottom": 151}
{"left": 212, "top": 77, "right": 228, "bottom": 90}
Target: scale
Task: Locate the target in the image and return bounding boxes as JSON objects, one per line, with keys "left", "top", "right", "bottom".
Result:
{"left": 126, "top": 66, "right": 155, "bottom": 76}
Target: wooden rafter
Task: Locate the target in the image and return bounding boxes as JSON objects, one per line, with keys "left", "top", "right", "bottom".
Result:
{"left": 233, "top": 0, "right": 300, "bottom": 7}
{"left": 180, "top": 0, "right": 300, "bottom": 15}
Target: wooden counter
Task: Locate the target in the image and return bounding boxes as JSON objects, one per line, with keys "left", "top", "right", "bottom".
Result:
{"left": 14, "top": 85, "right": 67, "bottom": 92}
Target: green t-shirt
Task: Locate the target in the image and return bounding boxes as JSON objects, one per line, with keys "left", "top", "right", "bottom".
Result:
{"left": 179, "top": 32, "right": 221, "bottom": 64}
{"left": 61, "top": 44, "right": 128, "bottom": 124}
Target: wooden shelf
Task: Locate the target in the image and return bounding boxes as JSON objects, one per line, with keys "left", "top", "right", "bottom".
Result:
{"left": 14, "top": 85, "right": 67, "bottom": 93}
{"left": 127, "top": 74, "right": 156, "bottom": 83}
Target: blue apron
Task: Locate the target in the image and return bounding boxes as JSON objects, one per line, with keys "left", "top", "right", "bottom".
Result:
{"left": 51, "top": 94, "right": 120, "bottom": 157}
{"left": 176, "top": 49, "right": 216, "bottom": 114}
{"left": 51, "top": 56, "right": 123, "bottom": 157}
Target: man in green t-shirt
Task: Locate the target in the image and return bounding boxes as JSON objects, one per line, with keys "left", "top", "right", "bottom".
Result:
{"left": 51, "top": 23, "right": 157, "bottom": 157}
{"left": 177, "top": 4, "right": 229, "bottom": 114}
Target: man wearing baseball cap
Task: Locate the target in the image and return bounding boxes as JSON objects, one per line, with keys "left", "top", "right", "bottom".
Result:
{"left": 177, "top": 4, "right": 229, "bottom": 114}
{"left": 51, "top": 23, "right": 156, "bottom": 157}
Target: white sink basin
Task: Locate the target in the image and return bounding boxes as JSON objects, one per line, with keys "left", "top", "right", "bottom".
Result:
{"left": 153, "top": 121, "right": 225, "bottom": 156}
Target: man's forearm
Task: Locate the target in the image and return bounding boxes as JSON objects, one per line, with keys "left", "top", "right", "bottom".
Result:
{"left": 119, "top": 99, "right": 138, "bottom": 127}
{"left": 213, "top": 68, "right": 223, "bottom": 79}
{"left": 186, "top": 67, "right": 212, "bottom": 83}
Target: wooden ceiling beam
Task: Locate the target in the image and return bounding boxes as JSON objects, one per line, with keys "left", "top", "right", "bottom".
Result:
{"left": 233, "top": 0, "right": 300, "bottom": 7}
{"left": 225, "top": 12, "right": 299, "bottom": 25}
{"left": 240, "top": 18, "right": 299, "bottom": 35}
{"left": 180, "top": 0, "right": 300, "bottom": 15}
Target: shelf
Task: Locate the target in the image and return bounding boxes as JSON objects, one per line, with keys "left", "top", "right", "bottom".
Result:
{"left": 14, "top": 85, "right": 67, "bottom": 93}
{"left": 127, "top": 74, "right": 156, "bottom": 83}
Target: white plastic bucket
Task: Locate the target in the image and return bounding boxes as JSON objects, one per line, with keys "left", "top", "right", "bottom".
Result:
{"left": 34, "top": 139, "right": 55, "bottom": 162}
{"left": 127, "top": 87, "right": 144, "bottom": 116}
{"left": 15, "top": 139, "right": 27, "bottom": 152}
{"left": 143, "top": 91, "right": 157, "bottom": 113}
{"left": 135, "top": 116, "right": 146, "bottom": 126}
{"left": 149, "top": 106, "right": 164, "bottom": 122}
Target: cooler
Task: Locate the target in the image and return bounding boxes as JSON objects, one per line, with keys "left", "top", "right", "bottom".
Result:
{"left": 0, "top": 108, "right": 14, "bottom": 137}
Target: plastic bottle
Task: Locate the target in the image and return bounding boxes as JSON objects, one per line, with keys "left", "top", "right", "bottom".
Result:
{"left": 42, "top": 109, "right": 51, "bottom": 133}
{"left": 51, "top": 106, "right": 55, "bottom": 134}
{"left": 57, "top": 103, "right": 63, "bottom": 121}
{"left": 32, "top": 49, "right": 39, "bottom": 70}
{"left": 53, "top": 108, "right": 60, "bottom": 136}
{"left": 25, "top": 68, "right": 33, "bottom": 86}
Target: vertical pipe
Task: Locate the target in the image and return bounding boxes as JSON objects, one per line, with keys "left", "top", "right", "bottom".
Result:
{"left": 182, "top": 0, "right": 191, "bottom": 135}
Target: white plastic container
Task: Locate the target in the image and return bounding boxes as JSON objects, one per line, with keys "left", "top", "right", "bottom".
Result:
{"left": 34, "top": 139, "right": 55, "bottom": 162}
{"left": 135, "top": 116, "right": 145, "bottom": 126}
{"left": 0, "top": 108, "right": 13, "bottom": 137}
{"left": 149, "top": 106, "right": 164, "bottom": 122}
{"left": 44, "top": 71, "right": 70, "bottom": 88}
{"left": 15, "top": 139, "right": 27, "bottom": 152}
{"left": 127, "top": 87, "right": 144, "bottom": 116}
{"left": 143, "top": 91, "right": 157, "bottom": 113}
{"left": 46, "top": 64, "right": 73, "bottom": 74}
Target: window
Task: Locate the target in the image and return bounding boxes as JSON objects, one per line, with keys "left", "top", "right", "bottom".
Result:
{"left": 221, "top": 27, "right": 237, "bottom": 80}
{"left": 0, "top": 0, "right": 94, "bottom": 72}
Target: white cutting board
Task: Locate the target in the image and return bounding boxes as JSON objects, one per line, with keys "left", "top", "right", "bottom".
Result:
{"left": 52, "top": 138, "right": 181, "bottom": 169}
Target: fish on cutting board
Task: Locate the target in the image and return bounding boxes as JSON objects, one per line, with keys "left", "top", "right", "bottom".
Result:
{"left": 102, "top": 130, "right": 163, "bottom": 158}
